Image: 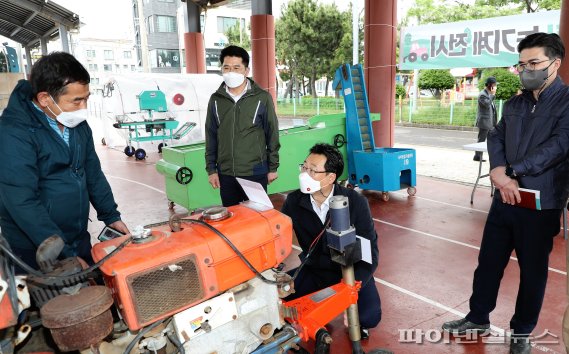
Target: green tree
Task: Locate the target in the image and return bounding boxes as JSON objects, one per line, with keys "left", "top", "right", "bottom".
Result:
{"left": 403, "top": 0, "right": 519, "bottom": 26}
{"left": 0, "top": 52, "right": 7, "bottom": 73}
{"left": 479, "top": 0, "right": 561, "bottom": 13}
{"left": 276, "top": 0, "right": 343, "bottom": 98}
{"left": 395, "top": 83, "right": 406, "bottom": 99}
{"left": 225, "top": 22, "right": 251, "bottom": 51}
{"left": 478, "top": 68, "right": 521, "bottom": 101}
{"left": 418, "top": 69, "right": 455, "bottom": 98}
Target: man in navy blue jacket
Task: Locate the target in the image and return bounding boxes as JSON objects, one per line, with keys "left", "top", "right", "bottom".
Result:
{"left": 0, "top": 52, "right": 129, "bottom": 271}
{"left": 282, "top": 143, "right": 381, "bottom": 339}
{"left": 443, "top": 33, "right": 569, "bottom": 354}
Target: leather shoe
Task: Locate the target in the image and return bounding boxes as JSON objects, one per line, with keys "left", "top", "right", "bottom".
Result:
{"left": 510, "top": 336, "right": 531, "bottom": 354}
{"left": 441, "top": 318, "right": 490, "bottom": 335}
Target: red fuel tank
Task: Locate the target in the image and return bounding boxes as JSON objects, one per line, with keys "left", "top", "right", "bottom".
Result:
{"left": 91, "top": 205, "right": 292, "bottom": 330}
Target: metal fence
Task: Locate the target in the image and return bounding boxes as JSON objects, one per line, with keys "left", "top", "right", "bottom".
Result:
{"left": 276, "top": 96, "right": 504, "bottom": 127}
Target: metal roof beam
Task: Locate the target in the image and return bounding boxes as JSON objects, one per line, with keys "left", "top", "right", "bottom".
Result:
{"left": 4, "top": 0, "right": 78, "bottom": 28}
{"left": 22, "top": 11, "right": 39, "bottom": 26}
{"left": 0, "top": 12, "right": 44, "bottom": 36}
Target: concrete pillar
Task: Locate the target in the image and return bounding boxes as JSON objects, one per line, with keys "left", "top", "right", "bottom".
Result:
{"left": 251, "top": 0, "right": 276, "bottom": 103}
{"left": 364, "top": 0, "right": 397, "bottom": 147}
{"left": 59, "top": 24, "right": 69, "bottom": 53}
{"left": 184, "top": 0, "right": 205, "bottom": 73}
{"left": 24, "top": 46, "right": 32, "bottom": 77}
{"left": 40, "top": 37, "right": 47, "bottom": 55}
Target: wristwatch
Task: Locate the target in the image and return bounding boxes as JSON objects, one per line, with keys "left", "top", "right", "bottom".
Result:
{"left": 505, "top": 165, "right": 517, "bottom": 178}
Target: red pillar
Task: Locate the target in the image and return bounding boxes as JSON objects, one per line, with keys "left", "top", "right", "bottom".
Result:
{"left": 250, "top": 15, "right": 277, "bottom": 103}
{"left": 364, "top": 0, "right": 397, "bottom": 147}
{"left": 559, "top": 0, "right": 569, "bottom": 83}
{"left": 184, "top": 32, "right": 206, "bottom": 74}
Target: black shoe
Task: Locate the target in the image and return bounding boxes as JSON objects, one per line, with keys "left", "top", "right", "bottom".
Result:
{"left": 360, "top": 328, "right": 369, "bottom": 340}
{"left": 441, "top": 318, "right": 490, "bottom": 335}
{"left": 510, "top": 336, "right": 531, "bottom": 354}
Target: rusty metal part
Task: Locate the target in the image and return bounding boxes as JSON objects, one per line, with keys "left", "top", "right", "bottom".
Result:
{"left": 35, "top": 235, "right": 65, "bottom": 272}
{"left": 274, "top": 271, "right": 294, "bottom": 298}
{"left": 169, "top": 213, "right": 186, "bottom": 232}
{"left": 41, "top": 286, "right": 113, "bottom": 351}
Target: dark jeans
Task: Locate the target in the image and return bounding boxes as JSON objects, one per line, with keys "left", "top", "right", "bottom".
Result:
{"left": 219, "top": 173, "right": 268, "bottom": 207}
{"left": 465, "top": 198, "right": 561, "bottom": 335}
{"left": 285, "top": 266, "right": 382, "bottom": 329}
{"left": 474, "top": 128, "right": 489, "bottom": 159}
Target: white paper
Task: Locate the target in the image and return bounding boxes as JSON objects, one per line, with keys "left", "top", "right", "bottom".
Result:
{"left": 356, "top": 235, "right": 372, "bottom": 264}
{"left": 236, "top": 177, "right": 274, "bottom": 210}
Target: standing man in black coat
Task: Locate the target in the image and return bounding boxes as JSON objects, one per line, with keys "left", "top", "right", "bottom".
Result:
{"left": 281, "top": 143, "right": 381, "bottom": 339}
{"left": 443, "top": 33, "right": 569, "bottom": 354}
{"left": 474, "top": 76, "right": 497, "bottom": 161}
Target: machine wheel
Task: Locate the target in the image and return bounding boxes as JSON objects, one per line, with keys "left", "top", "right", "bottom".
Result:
{"left": 168, "top": 201, "right": 175, "bottom": 210}
{"left": 158, "top": 143, "right": 167, "bottom": 153}
{"left": 101, "top": 138, "right": 106, "bottom": 146}
{"left": 176, "top": 167, "right": 193, "bottom": 185}
{"left": 124, "top": 146, "right": 135, "bottom": 157}
{"left": 134, "top": 148, "right": 146, "bottom": 160}
{"left": 333, "top": 134, "right": 346, "bottom": 148}
{"left": 381, "top": 192, "right": 390, "bottom": 202}
{"left": 407, "top": 187, "right": 417, "bottom": 196}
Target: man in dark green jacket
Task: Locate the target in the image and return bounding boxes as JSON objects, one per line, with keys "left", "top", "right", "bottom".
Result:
{"left": 205, "top": 45, "right": 280, "bottom": 206}
{"left": 0, "top": 52, "right": 129, "bottom": 271}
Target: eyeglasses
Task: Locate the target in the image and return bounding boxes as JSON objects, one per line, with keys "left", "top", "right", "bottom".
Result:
{"left": 515, "top": 59, "right": 554, "bottom": 73}
{"left": 299, "top": 164, "right": 329, "bottom": 177}
{"left": 221, "top": 65, "right": 245, "bottom": 73}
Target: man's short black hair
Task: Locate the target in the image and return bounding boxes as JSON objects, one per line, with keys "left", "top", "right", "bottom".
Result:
{"left": 485, "top": 76, "right": 497, "bottom": 88}
{"left": 220, "top": 45, "right": 250, "bottom": 67}
{"left": 517, "top": 32, "right": 565, "bottom": 61}
{"left": 30, "top": 52, "right": 90, "bottom": 101}
{"left": 309, "top": 143, "right": 344, "bottom": 183}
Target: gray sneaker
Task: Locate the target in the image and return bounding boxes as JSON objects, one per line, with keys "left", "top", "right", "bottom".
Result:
{"left": 441, "top": 318, "right": 490, "bottom": 335}
{"left": 510, "top": 336, "right": 531, "bottom": 354}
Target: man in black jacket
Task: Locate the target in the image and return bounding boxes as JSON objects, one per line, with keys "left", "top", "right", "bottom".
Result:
{"left": 442, "top": 33, "right": 569, "bottom": 354}
{"left": 282, "top": 143, "right": 381, "bottom": 339}
{"left": 473, "top": 76, "right": 497, "bottom": 162}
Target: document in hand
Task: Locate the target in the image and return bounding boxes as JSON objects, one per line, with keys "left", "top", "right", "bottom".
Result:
{"left": 516, "top": 188, "right": 541, "bottom": 210}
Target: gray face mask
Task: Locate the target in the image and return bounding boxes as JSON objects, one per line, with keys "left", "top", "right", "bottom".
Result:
{"left": 519, "top": 60, "right": 554, "bottom": 91}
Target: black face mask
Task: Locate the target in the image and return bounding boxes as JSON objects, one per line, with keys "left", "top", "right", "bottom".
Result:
{"left": 520, "top": 59, "right": 555, "bottom": 91}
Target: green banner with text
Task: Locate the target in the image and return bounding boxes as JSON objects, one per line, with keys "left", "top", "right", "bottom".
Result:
{"left": 399, "top": 10, "right": 560, "bottom": 70}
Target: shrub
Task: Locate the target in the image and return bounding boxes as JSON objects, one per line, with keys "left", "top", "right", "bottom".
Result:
{"left": 478, "top": 68, "right": 521, "bottom": 101}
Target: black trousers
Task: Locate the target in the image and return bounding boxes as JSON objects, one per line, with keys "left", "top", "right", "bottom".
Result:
{"left": 474, "top": 128, "right": 489, "bottom": 159}
{"left": 465, "top": 198, "right": 561, "bottom": 335}
{"left": 219, "top": 173, "right": 268, "bottom": 207}
{"left": 285, "top": 266, "right": 382, "bottom": 329}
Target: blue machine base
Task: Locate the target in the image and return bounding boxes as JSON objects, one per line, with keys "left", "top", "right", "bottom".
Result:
{"left": 350, "top": 147, "right": 417, "bottom": 192}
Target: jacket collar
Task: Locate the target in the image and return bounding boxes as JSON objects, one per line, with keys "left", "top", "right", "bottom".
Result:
{"left": 521, "top": 76, "right": 564, "bottom": 103}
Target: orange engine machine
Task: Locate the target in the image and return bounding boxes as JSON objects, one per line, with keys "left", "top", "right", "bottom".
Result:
{"left": 91, "top": 205, "right": 292, "bottom": 330}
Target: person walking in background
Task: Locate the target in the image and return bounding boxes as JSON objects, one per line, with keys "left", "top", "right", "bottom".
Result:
{"left": 205, "top": 45, "right": 280, "bottom": 207}
{"left": 473, "top": 76, "right": 497, "bottom": 162}
{"left": 443, "top": 32, "right": 569, "bottom": 354}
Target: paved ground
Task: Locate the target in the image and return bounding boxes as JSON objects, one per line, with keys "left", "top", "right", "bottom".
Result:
{"left": 394, "top": 126, "right": 493, "bottom": 189}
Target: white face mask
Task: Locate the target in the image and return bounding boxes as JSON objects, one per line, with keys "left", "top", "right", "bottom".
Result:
{"left": 299, "top": 172, "right": 322, "bottom": 194}
{"left": 223, "top": 72, "right": 246, "bottom": 89}
{"left": 48, "top": 96, "right": 88, "bottom": 128}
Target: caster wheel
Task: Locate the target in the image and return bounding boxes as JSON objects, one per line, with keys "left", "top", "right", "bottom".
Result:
{"left": 407, "top": 187, "right": 417, "bottom": 196}
{"left": 158, "top": 142, "right": 167, "bottom": 153}
{"left": 101, "top": 138, "right": 106, "bottom": 146}
{"left": 134, "top": 148, "right": 146, "bottom": 160}
{"left": 124, "top": 146, "right": 135, "bottom": 157}
{"left": 168, "top": 201, "right": 175, "bottom": 210}
{"left": 381, "top": 192, "right": 390, "bottom": 202}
